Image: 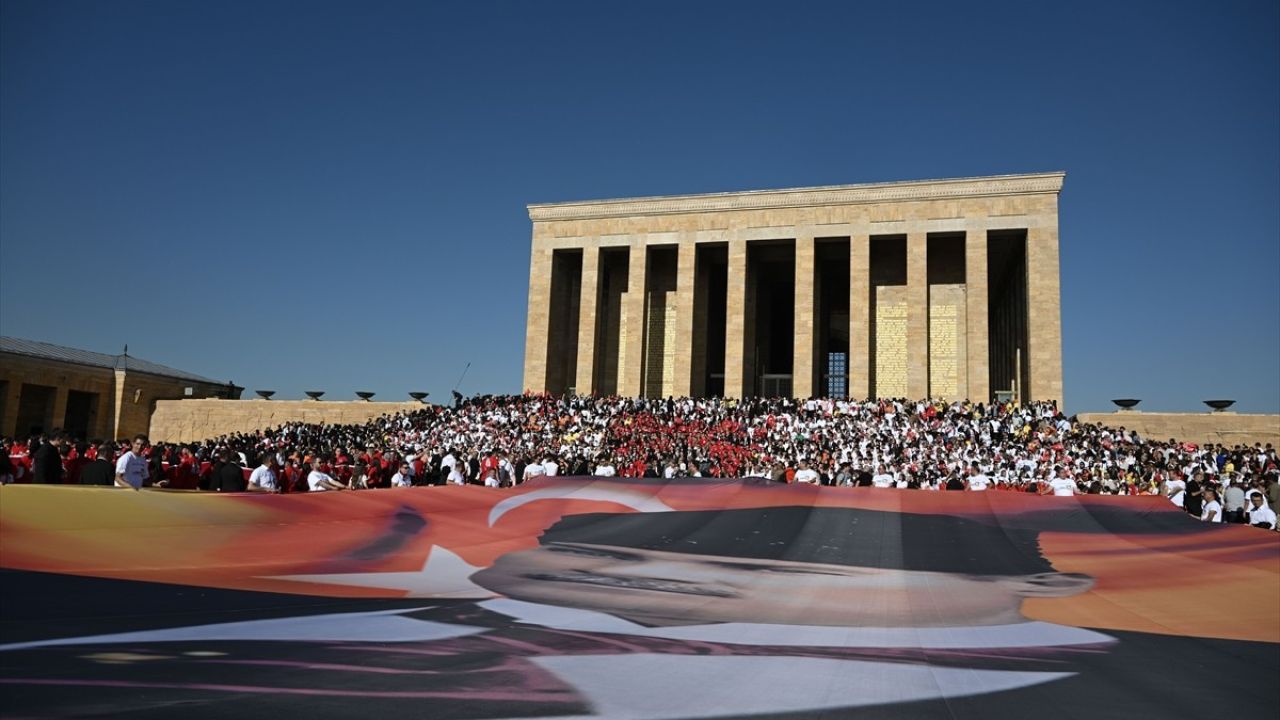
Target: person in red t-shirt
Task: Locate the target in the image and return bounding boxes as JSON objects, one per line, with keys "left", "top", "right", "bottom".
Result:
{"left": 64, "top": 444, "right": 85, "bottom": 485}
{"left": 366, "top": 461, "right": 386, "bottom": 489}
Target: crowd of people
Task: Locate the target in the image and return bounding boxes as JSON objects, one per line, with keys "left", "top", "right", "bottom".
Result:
{"left": 2, "top": 394, "right": 1277, "bottom": 529}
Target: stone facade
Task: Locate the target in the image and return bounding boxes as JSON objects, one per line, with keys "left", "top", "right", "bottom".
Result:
{"left": 0, "top": 342, "right": 236, "bottom": 441}
{"left": 150, "top": 399, "right": 427, "bottom": 443}
{"left": 522, "top": 173, "right": 1066, "bottom": 404}
{"left": 1076, "top": 412, "right": 1280, "bottom": 449}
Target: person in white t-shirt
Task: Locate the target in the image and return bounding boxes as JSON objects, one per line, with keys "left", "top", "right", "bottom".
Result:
{"left": 1200, "top": 488, "right": 1223, "bottom": 523}
{"left": 593, "top": 458, "right": 617, "bottom": 477}
{"left": 113, "top": 435, "right": 150, "bottom": 490}
{"left": 871, "top": 467, "right": 895, "bottom": 489}
{"left": 1163, "top": 475, "right": 1186, "bottom": 508}
{"left": 1246, "top": 493, "right": 1277, "bottom": 530}
{"left": 793, "top": 462, "right": 820, "bottom": 485}
{"left": 968, "top": 472, "right": 992, "bottom": 492}
{"left": 542, "top": 456, "right": 559, "bottom": 477}
{"left": 1045, "top": 470, "right": 1077, "bottom": 496}
{"left": 447, "top": 465, "right": 467, "bottom": 485}
{"left": 390, "top": 463, "right": 414, "bottom": 488}
{"left": 307, "top": 460, "right": 347, "bottom": 492}
{"left": 523, "top": 461, "right": 547, "bottom": 484}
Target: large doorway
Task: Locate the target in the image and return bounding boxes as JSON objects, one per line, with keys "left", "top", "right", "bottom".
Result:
{"left": 63, "top": 390, "right": 100, "bottom": 441}
{"left": 695, "top": 244, "right": 727, "bottom": 397}
{"left": 987, "top": 230, "right": 1029, "bottom": 400}
{"left": 593, "top": 248, "right": 630, "bottom": 396}
{"left": 15, "top": 384, "right": 55, "bottom": 438}
{"left": 817, "top": 239, "right": 851, "bottom": 398}
{"left": 747, "top": 240, "right": 795, "bottom": 397}
{"left": 642, "top": 247, "right": 679, "bottom": 398}
{"left": 545, "top": 249, "right": 583, "bottom": 395}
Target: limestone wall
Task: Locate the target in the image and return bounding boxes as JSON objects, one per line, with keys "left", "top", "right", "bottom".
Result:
{"left": 1, "top": 352, "right": 234, "bottom": 440}
{"left": 525, "top": 173, "right": 1066, "bottom": 404}
{"left": 1076, "top": 411, "right": 1280, "bottom": 448}
{"left": 1, "top": 353, "right": 116, "bottom": 439}
{"left": 150, "top": 399, "right": 427, "bottom": 443}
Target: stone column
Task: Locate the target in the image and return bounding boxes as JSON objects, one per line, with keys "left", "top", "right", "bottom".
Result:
{"left": 50, "top": 386, "right": 68, "bottom": 433}
{"left": 965, "top": 227, "right": 990, "bottom": 404}
{"left": 112, "top": 368, "right": 127, "bottom": 440}
{"left": 792, "top": 234, "right": 817, "bottom": 398}
{"left": 574, "top": 244, "right": 601, "bottom": 395}
{"left": 724, "top": 237, "right": 748, "bottom": 398}
{"left": 848, "top": 234, "right": 871, "bottom": 399}
{"left": 620, "top": 242, "right": 649, "bottom": 397}
{"left": 521, "top": 245, "right": 553, "bottom": 393}
{"left": 672, "top": 239, "right": 697, "bottom": 397}
{"left": 690, "top": 248, "right": 710, "bottom": 398}
{"left": 906, "top": 232, "right": 929, "bottom": 399}
{"left": 1027, "top": 223, "right": 1064, "bottom": 407}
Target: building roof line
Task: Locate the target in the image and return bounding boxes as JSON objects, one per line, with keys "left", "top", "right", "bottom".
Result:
{"left": 527, "top": 172, "right": 1065, "bottom": 222}
{"left": 0, "top": 336, "right": 227, "bottom": 386}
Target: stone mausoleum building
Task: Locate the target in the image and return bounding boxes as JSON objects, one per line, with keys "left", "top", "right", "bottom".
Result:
{"left": 0, "top": 337, "right": 241, "bottom": 441}
{"left": 522, "top": 172, "right": 1064, "bottom": 405}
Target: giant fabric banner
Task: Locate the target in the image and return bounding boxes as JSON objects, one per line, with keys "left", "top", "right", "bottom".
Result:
{"left": 1, "top": 478, "right": 1277, "bottom": 718}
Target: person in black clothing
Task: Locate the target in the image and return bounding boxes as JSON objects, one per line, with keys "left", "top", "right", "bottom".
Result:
{"left": 0, "top": 439, "right": 16, "bottom": 484}
{"left": 945, "top": 473, "right": 967, "bottom": 491}
{"left": 78, "top": 445, "right": 115, "bottom": 486}
{"left": 147, "top": 449, "right": 165, "bottom": 489}
{"left": 210, "top": 449, "right": 247, "bottom": 492}
{"left": 1183, "top": 473, "right": 1204, "bottom": 517}
{"left": 32, "top": 433, "right": 66, "bottom": 484}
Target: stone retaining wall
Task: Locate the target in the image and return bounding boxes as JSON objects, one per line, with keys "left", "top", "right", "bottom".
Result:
{"left": 1076, "top": 411, "right": 1280, "bottom": 448}
{"left": 150, "top": 399, "right": 426, "bottom": 443}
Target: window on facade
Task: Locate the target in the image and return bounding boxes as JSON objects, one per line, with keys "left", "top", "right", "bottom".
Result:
{"left": 826, "top": 352, "right": 848, "bottom": 398}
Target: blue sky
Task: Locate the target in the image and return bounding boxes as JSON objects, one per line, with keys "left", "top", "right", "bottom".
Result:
{"left": 2, "top": 0, "right": 1276, "bottom": 413}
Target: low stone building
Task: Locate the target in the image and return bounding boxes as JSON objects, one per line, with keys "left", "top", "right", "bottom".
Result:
{"left": 0, "top": 337, "right": 240, "bottom": 441}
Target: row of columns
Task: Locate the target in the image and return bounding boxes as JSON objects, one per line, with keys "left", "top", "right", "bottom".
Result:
{"left": 526, "top": 227, "right": 1061, "bottom": 404}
